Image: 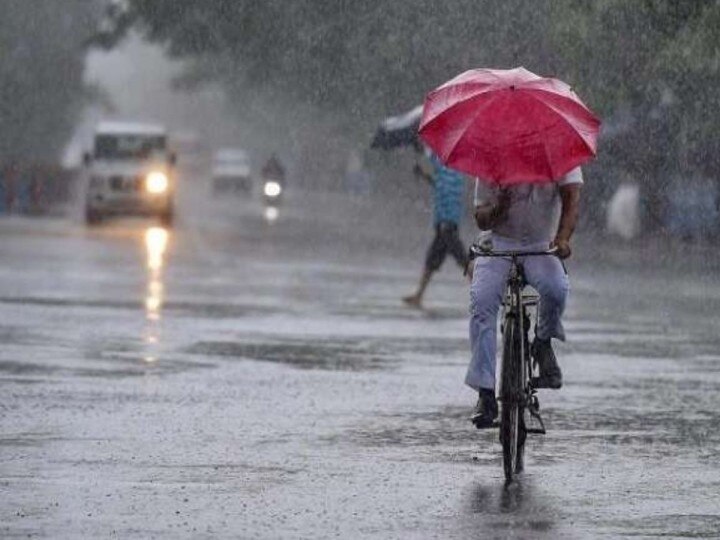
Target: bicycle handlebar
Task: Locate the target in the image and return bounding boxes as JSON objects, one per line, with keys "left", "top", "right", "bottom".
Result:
{"left": 469, "top": 244, "right": 558, "bottom": 259}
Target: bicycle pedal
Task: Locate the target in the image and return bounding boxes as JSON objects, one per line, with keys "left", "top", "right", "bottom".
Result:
{"left": 469, "top": 417, "right": 499, "bottom": 430}
{"left": 526, "top": 403, "right": 547, "bottom": 435}
{"left": 531, "top": 376, "right": 556, "bottom": 390}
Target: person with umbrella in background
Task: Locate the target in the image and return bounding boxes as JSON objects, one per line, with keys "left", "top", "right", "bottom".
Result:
{"left": 370, "top": 105, "right": 470, "bottom": 308}
{"left": 419, "top": 67, "right": 601, "bottom": 428}
{"left": 401, "top": 150, "right": 469, "bottom": 308}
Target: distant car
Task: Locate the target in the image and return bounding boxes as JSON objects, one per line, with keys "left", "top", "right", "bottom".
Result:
{"left": 212, "top": 148, "right": 252, "bottom": 196}
{"left": 83, "top": 121, "right": 176, "bottom": 226}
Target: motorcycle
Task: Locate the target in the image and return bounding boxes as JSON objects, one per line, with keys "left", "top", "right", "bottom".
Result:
{"left": 261, "top": 178, "right": 283, "bottom": 222}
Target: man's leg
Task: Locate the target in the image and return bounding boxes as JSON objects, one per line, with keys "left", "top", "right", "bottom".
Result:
{"left": 466, "top": 256, "right": 510, "bottom": 391}
{"left": 523, "top": 255, "right": 569, "bottom": 388}
{"left": 467, "top": 255, "right": 509, "bottom": 427}
{"left": 446, "top": 226, "right": 470, "bottom": 272}
{"left": 403, "top": 269, "right": 432, "bottom": 308}
{"left": 403, "top": 226, "right": 445, "bottom": 307}
{"left": 523, "top": 255, "right": 569, "bottom": 341}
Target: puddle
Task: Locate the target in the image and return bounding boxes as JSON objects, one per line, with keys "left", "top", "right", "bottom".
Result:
{"left": 606, "top": 514, "right": 720, "bottom": 539}
{"left": 0, "top": 296, "right": 277, "bottom": 319}
{"left": 187, "top": 339, "right": 394, "bottom": 371}
{"left": 0, "top": 360, "right": 59, "bottom": 376}
{"left": 327, "top": 406, "right": 486, "bottom": 450}
{"left": 0, "top": 357, "right": 213, "bottom": 380}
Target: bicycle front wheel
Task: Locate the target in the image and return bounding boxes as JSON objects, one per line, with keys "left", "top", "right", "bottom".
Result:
{"left": 500, "top": 314, "right": 522, "bottom": 483}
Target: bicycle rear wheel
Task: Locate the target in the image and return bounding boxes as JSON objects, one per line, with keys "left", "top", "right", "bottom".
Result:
{"left": 500, "top": 314, "right": 522, "bottom": 483}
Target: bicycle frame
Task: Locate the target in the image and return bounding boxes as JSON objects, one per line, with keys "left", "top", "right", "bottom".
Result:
{"left": 469, "top": 244, "right": 554, "bottom": 482}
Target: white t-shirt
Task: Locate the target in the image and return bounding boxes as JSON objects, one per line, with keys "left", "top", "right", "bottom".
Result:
{"left": 474, "top": 167, "right": 583, "bottom": 244}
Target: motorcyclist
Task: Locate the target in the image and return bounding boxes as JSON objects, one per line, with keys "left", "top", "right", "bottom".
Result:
{"left": 261, "top": 154, "right": 286, "bottom": 185}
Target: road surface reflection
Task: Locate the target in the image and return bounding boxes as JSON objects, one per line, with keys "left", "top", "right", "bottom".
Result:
{"left": 143, "top": 226, "right": 169, "bottom": 362}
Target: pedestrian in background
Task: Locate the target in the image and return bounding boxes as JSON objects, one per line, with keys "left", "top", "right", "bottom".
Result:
{"left": 403, "top": 151, "right": 469, "bottom": 308}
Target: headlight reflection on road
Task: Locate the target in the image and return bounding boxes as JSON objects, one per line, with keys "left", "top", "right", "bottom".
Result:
{"left": 145, "top": 226, "right": 168, "bottom": 321}
{"left": 145, "top": 279, "right": 163, "bottom": 318}
{"left": 145, "top": 227, "right": 168, "bottom": 271}
{"left": 143, "top": 226, "right": 170, "bottom": 362}
{"left": 264, "top": 206, "right": 279, "bottom": 222}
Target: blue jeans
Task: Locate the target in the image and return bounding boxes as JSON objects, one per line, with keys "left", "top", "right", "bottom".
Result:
{"left": 466, "top": 238, "right": 569, "bottom": 391}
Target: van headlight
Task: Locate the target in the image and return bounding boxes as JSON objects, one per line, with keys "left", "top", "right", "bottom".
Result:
{"left": 146, "top": 172, "right": 169, "bottom": 194}
{"left": 264, "top": 181, "right": 282, "bottom": 198}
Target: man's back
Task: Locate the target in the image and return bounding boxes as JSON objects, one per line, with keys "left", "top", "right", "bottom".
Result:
{"left": 430, "top": 154, "right": 464, "bottom": 225}
{"left": 474, "top": 167, "right": 583, "bottom": 243}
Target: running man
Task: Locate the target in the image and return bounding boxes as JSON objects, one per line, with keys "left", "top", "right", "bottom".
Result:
{"left": 403, "top": 152, "right": 468, "bottom": 308}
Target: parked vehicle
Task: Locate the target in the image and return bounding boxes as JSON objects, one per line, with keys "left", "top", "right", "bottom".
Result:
{"left": 212, "top": 148, "right": 252, "bottom": 196}
{"left": 83, "top": 122, "right": 176, "bottom": 226}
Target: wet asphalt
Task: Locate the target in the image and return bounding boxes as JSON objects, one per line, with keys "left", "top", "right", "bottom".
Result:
{"left": 2, "top": 183, "right": 720, "bottom": 539}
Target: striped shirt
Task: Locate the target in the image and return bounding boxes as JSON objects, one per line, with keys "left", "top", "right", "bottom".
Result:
{"left": 430, "top": 153, "right": 465, "bottom": 225}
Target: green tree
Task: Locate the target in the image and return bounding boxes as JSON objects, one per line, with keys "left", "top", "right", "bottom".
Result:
{"left": 95, "top": 0, "right": 720, "bottom": 211}
{"left": 548, "top": 0, "right": 720, "bottom": 225}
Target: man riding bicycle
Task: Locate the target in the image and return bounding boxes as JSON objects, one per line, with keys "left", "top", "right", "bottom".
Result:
{"left": 468, "top": 167, "right": 583, "bottom": 428}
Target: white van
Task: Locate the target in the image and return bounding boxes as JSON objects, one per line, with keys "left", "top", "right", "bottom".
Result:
{"left": 211, "top": 148, "right": 252, "bottom": 196}
{"left": 83, "top": 122, "right": 176, "bottom": 225}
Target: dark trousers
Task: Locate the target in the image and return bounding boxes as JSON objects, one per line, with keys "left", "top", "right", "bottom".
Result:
{"left": 425, "top": 221, "right": 468, "bottom": 272}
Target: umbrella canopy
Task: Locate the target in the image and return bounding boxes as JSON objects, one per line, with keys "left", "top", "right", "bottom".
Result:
{"left": 370, "top": 105, "right": 423, "bottom": 150}
{"left": 419, "top": 67, "right": 601, "bottom": 184}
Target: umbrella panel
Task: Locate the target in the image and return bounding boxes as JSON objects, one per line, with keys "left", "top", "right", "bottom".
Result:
{"left": 419, "top": 68, "right": 601, "bottom": 183}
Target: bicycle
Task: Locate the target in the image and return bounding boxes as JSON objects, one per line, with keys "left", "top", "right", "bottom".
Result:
{"left": 469, "top": 243, "right": 556, "bottom": 483}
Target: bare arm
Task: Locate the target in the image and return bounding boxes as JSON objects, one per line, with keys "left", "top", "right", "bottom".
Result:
{"left": 552, "top": 183, "right": 581, "bottom": 259}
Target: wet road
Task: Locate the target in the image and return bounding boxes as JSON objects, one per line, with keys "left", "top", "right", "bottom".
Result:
{"left": 2, "top": 187, "right": 720, "bottom": 539}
